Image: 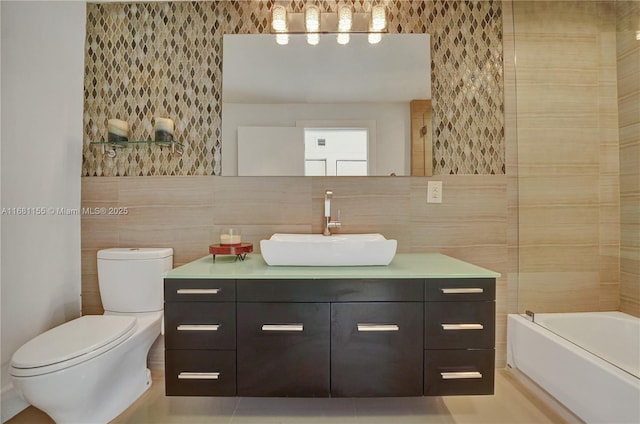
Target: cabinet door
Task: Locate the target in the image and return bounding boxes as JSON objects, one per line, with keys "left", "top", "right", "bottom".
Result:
{"left": 331, "top": 302, "right": 423, "bottom": 397}
{"left": 237, "top": 302, "right": 330, "bottom": 397}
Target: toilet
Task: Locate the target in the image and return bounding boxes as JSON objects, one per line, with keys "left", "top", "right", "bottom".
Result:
{"left": 10, "top": 247, "right": 173, "bottom": 424}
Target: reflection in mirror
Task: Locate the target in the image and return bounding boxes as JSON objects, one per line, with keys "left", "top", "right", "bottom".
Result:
{"left": 304, "top": 128, "right": 368, "bottom": 176}
{"left": 221, "top": 33, "right": 431, "bottom": 176}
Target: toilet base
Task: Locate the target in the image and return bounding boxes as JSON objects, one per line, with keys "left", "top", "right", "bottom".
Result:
{"left": 11, "top": 314, "right": 161, "bottom": 424}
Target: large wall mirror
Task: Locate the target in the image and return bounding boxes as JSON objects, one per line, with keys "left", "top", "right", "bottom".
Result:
{"left": 221, "top": 33, "right": 431, "bottom": 176}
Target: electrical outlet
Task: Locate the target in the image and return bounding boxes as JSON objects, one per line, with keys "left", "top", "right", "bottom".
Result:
{"left": 427, "top": 181, "right": 443, "bottom": 203}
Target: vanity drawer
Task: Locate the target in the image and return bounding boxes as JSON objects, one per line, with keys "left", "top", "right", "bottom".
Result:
{"left": 424, "top": 349, "right": 494, "bottom": 396}
{"left": 237, "top": 302, "right": 330, "bottom": 397}
{"left": 425, "top": 278, "right": 495, "bottom": 302}
{"left": 165, "top": 302, "right": 236, "bottom": 349}
{"left": 165, "top": 279, "right": 236, "bottom": 302}
{"left": 331, "top": 302, "right": 424, "bottom": 397}
{"left": 237, "top": 279, "right": 423, "bottom": 302}
{"left": 165, "top": 350, "right": 236, "bottom": 396}
{"left": 424, "top": 301, "right": 494, "bottom": 349}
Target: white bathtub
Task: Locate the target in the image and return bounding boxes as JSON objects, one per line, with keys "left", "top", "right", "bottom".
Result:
{"left": 507, "top": 312, "right": 640, "bottom": 424}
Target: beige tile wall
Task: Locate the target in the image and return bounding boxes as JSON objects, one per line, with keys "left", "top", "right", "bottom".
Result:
{"left": 511, "top": 1, "right": 621, "bottom": 314}
{"left": 81, "top": 175, "right": 509, "bottom": 365}
{"left": 617, "top": 1, "right": 640, "bottom": 317}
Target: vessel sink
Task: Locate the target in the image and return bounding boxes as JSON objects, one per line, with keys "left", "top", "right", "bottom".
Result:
{"left": 260, "top": 233, "right": 397, "bottom": 266}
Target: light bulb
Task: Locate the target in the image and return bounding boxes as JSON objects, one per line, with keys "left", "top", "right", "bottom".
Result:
{"left": 305, "top": 5, "right": 320, "bottom": 33}
{"left": 337, "top": 33, "right": 350, "bottom": 45}
{"left": 371, "top": 5, "right": 386, "bottom": 31}
{"left": 307, "top": 33, "right": 319, "bottom": 46}
{"left": 272, "top": 5, "right": 287, "bottom": 32}
{"left": 276, "top": 33, "right": 289, "bottom": 45}
{"left": 368, "top": 32, "right": 382, "bottom": 44}
{"left": 338, "top": 6, "right": 352, "bottom": 32}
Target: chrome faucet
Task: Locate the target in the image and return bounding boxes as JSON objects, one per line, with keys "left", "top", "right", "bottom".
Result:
{"left": 323, "top": 190, "right": 342, "bottom": 236}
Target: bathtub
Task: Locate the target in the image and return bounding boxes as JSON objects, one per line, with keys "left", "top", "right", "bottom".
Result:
{"left": 507, "top": 312, "right": 640, "bottom": 424}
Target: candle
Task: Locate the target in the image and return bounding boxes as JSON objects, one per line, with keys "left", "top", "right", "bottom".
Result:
{"left": 220, "top": 229, "right": 241, "bottom": 245}
{"left": 107, "top": 119, "right": 129, "bottom": 142}
{"left": 220, "top": 234, "right": 242, "bottom": 245}
{"left": 154, "top": 117, "right": 174, "bottom": 142}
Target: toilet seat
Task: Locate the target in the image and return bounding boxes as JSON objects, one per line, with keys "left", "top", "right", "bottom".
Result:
{"left": 10, "top": 315, "right": 137, "bottom": 377}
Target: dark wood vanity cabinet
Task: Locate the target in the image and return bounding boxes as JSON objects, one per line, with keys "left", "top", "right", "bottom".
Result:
{"left": 164, "top": 277, "right": 496, "bottom": 398}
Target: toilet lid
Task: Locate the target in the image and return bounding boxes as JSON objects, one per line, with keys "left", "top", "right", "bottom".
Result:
{"left": 11, "top": 315, "right": 136, "bottom": 375}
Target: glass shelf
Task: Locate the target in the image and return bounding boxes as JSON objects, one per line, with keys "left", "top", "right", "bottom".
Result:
{"left": 90, "top": 140, "right": 184, "bottom": 157}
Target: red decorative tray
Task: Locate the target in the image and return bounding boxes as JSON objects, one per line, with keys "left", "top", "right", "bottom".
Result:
{"left": 209, "top": 243, "right": 253, "bottom": 261}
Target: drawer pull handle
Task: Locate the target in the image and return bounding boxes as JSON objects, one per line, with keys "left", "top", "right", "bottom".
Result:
{"left": 176, "top": 288, "right": 220, "bottom": 295}
{"left": 261, "top": 324, "right": 304, "bottom": 332}
{"left": 178, "top": 372, "right": 220, "bottom": 380}
{"left": 357, "top": 324, "right": 400, "bottom": 332}
{"left": 441, "top": 323, "right": 484, "bottom": 330}
{"left": 441, "top": 288, "right": 484, "bottom": 294}
{"left": 441, "top": 371, "right": 483, "bottom": 380}
{"left": 177, "top": 324, "right": 220, "bottom": 331}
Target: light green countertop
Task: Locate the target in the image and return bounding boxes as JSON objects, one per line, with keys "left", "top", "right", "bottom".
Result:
{"left": 164, "top": 253, "right": 501, "bottom": 279}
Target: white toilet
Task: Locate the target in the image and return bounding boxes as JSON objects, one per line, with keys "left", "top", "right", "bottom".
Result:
{"left": 10, "top": 247, "right": 173, "bottom": 424}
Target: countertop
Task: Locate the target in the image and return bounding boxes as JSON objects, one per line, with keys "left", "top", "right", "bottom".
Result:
{"left": 164, "top": 253, "right": 501, "bottom": 279}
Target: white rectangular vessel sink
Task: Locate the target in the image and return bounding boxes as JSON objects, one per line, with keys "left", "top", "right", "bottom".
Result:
{"left": 260, "top": 233, "right": 397, "bottom": 266}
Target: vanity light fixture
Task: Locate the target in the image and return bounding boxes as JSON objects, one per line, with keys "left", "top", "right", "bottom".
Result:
{"left": 270, "top": 4, "right": 387, "bottom": 45}
{"left": 305, "top": 5, "right": 320, "bottom": 32}
{"left": 305, "top": 5, "right": 320, "bottom": 45}
{"left": 368, "top": 16, "right": 382, "bottom": 45}
{"left": 272, "top": 5, "right": 287, "bottom": 32}
{"left": 272, "top": 4, "right": 289, "bottom": 45}
{"left": 337, "top": 5, "right": 353, "bottom": 32}
{"left": 337, "top": 5, "right": 352, "bottom": 45}
{"left": 371, "top": 5, "right": 387, "bottom": 31}
{"left": 368, "top": 4, "right": 386, "bottom": 44}
{"left": 275, "top": 33, "right": 289, "bottom": 46}
{"left": 368, "top": 31, "right": 382, "bottom": 45}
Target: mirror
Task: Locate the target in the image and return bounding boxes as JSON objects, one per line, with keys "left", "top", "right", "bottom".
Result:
{"left": 221, "top": 33, "right": 431, "bottom": 176}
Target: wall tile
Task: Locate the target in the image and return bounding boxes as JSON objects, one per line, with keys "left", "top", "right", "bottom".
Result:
{"left": 212, "top": 177, "right": 312, "bottom": 225}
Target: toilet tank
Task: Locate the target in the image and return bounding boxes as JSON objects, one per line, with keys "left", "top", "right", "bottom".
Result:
{"left": 97, "top": 248, "right": 173, "bottom": 313}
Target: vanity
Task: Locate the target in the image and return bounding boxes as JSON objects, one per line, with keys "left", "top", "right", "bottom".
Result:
{"left": 163, "top": 253, "right": 499, "bottom": 398}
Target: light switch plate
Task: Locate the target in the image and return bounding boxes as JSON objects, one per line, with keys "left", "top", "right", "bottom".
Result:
{"left": 427, "top": 181, "right": 443, "bottom": 203}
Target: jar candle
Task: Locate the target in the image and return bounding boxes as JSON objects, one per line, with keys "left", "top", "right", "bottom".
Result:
{"left": 220, "top": 229, "right": 241, "bottom": 245}
{"left": 107, "top": 119, "right": 129, "bottom": 142}
{"left": 154, "top": 117, "right": 174, "bottom": 142}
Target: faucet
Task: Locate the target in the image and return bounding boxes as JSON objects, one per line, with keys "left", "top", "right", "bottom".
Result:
{"left": 323, "top": 190, "right": 342, "bottom": 236}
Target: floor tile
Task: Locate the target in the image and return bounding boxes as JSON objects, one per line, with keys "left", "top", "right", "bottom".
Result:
{"left": 7, "top": 369, "right": 572, "bottom": 424}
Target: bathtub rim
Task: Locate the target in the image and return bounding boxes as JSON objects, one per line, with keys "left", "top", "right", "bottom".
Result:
{"left": 508, "top": 312, "right": 639, "bottom": 384}
{"left": 507, "top": 312, "right": 640, "bottom": 424}
{"left": 528, "top": 311, "right": 640, "bottom": 379}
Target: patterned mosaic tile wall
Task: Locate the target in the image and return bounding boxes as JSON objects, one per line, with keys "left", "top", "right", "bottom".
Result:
{"left": 83, "top": 0, "right": 504, "bottom": 176}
